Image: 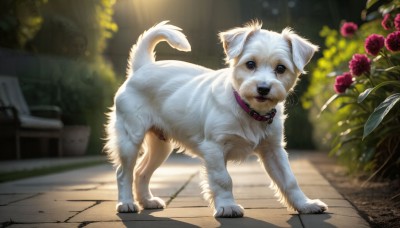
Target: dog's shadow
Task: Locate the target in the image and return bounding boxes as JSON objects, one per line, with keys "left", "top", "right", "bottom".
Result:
{"left": 296, "top": 212, "right": 336, "bottom": 228}
{"left": 116, "top": 209, "right": 199, "bottom": 227}
{"left": 216, "top": 213, "right": 335, "bottom": 228}
{"left": 216, "top": 217, "right": 282, "bottom": 228}
{"left": 116, "top": 211, "right": 285, "bottom": 228}
{"left": 116, "top": 210, "right": 335, "bottom": 227}
{"left": 116, "top": 209, "right": 288, "bottom": 227}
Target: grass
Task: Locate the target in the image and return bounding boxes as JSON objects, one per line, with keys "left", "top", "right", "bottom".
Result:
{"left": 0, "top": 160, "right": 106, "bottom": 183}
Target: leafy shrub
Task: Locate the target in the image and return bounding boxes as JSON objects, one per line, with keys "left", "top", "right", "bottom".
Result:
{"left": 303, "top": 0, "right": 400, "bottom": 179}
{"left": 1, "top": 0, "right": 119, "bottom": 154}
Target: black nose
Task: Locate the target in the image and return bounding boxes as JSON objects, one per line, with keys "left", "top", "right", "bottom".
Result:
{"left": 257, "top": 86, "right": 270, "bottom": 96}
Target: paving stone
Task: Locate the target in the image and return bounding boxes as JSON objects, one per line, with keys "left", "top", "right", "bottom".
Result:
{"left": 84, "top": 213, "right": 302, "bottom": 228}
{"left": 74, "top": 203, "right": 302, "bottom": 228}
{"left": 233, "top": 186, "right": 276, "bottom": 199}
{"left": 0, "top": 156, "right": 106, "bottom": 173}
{"left": 0, "top": 193, "right": 38, "bottom": 206}
{"left": 0, "top": 180, "right": 107, "bottom": 193}
{"left": 237, "top": 198, "right": 285, "bottom": 209}
{"left": 170, "top": 190, "right": 282, "bottom": 209}
{"left": 69, "top": 201, "right": 213, "bottom": 222}
{"left": 294, "top": 174, "right": 331, "bottom": 186}
{"left": 0, "top": 153, "right": 370, "bottom": 227}
{"left": 176, "top": 180, "right": 203, "bottom": 197}
{"left": 300, "top": 206, "right": 370, "bottom": 228}
{"left": 0, "top": 183, "right": 101, "bottom": 193}
{"left": 0, "top": 200, "right": 93, "bottom": 223}
{"left": 227, "top": 209, "right": 303, "bottom": 228}
{"left": 94, "top": 183, "right": 117, "bottom": 190}
{"left": 150, "top": 185, "right": 186, "bottom": 197}
{"left": 299, "top": 185, "right": 343, "bottom": 199}
{"left": 320, "top": 199, "right": 354, "bottom": 208}
{"left": 85, "top": 220, "right": 217, "bottom": 228}
{"left": 9, "top": 223, "right": 81, "bottom": 228}
{"left": 29, "top": 190, "right": 117, "bottom": 201}
{"left": 169, "top": 198, "right": 355, "bottom": 215}
{"left": 143, "top": 207, "right": 215, "bottom": 218}
{"left": 8, "top": 193, "right": 99, "bottom": 209}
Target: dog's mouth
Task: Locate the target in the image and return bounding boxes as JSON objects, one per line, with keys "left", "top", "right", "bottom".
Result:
{"left": 255, "top": 96, "right": 272, "bottom": 103}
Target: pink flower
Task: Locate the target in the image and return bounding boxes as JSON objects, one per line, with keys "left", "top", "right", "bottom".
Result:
{"left": 334, "top": 72, "right": 353, "bottom": 93}
{"left": 365, "top": 34, "right": 385, "bottom": 56}
{"left": 349, "top": 54, "right": 371, "bottom": 76}
{"left": 395, "top": 14, "right": 400, "bottom": 30}
{"left": 385, "top": 31, "right": 400, "bottom": 52}
{"left": 382, "top": 14, "right": 392, "bottom": 30}
{"left": 340, "top": 22, "right": 358, "bottom": 37}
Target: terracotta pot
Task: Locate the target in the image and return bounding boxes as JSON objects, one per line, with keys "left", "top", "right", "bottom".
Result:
{"left": 62, "top": 125, "right": 90, "bottom": 156}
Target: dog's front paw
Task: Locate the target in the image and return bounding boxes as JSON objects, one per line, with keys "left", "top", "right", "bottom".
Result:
{"left": 296, "top": 199, "right": 328, "bottom": 214}
{"left": 116, "top": 201, "right": 139, "bottom": 213}
{"left": 140, "top": 197, "right": 166, "bottom": 209}
{"left": 214, "top": 204, "right": 244, "bottom": 218}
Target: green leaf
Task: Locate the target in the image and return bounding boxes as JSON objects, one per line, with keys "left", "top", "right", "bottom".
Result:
{"left": 319, "top": 94, "right": 339, "bottom": 116}
{"left": 317, "top": 93, "right": 353, "bottom": 117}
{"left": 384, "top": 66, "right": 400, "bottom": 72}
{"left": 359, "top": 147, "right": 376, "bottom": 163}
{"left": 358, "top": 81, "right": 400, "bottom": 103}
{"left": 327, "top": 71, "right": 338, "bottom": 77}
{"left": 366, "top": 0, "right": 379, "bottom": 9}
{"left": 337, "top": 102, "right": 357, "bottom": 110}
{"left": 358, "top": 88, "right": 375, "bottom": 103}
{"left": 363, "top": 93, "right": 400, "bottom": 139}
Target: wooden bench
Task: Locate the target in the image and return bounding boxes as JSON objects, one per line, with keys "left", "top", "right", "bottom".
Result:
{"left": 0, "top": 75, "right": 63, "bottom": 159}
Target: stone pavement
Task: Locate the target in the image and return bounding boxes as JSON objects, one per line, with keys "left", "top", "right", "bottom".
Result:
{"left": 0, "top": 152, "right": 370, "bottom": 228}
{"left": 0, "top": 156, "right": 105, "bottom": 173}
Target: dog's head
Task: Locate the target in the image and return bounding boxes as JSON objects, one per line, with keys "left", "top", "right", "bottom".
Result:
{"left": 220, "top": 21, "right": 318, "bottom": 114}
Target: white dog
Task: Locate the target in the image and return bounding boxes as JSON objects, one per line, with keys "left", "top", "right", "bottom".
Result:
{"left": 105, "top": 21, "right": 328, "bottom": 217}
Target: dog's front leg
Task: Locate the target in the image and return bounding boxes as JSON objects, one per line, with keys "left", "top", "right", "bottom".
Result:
{"left": 258, "top": 147, "right": 328, "bottom": 213}
{"left": 200, "top": 141, "right": 244, "bottom": 218}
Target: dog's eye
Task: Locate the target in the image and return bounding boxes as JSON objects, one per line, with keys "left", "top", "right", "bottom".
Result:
{"left": 245, "top": 61, "right": 256, "bottom": 70}
{"left": 275, "top": 65, "right": 286, "bottom": 74}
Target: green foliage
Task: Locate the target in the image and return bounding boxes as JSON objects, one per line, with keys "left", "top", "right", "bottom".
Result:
{"left": 363, "top": 93, "right": 400, "bottom": 138}
{"left": 0, "top": 0, "right": 48, "bottom": 48}
{"left": 302, "top": 25, "right": 365, "bottom": 149}
{"left": 1, "top": 0, "right": 119, "bottom": 155}
{"left": 303, "top": 1, "right": 400, "bottom": 179}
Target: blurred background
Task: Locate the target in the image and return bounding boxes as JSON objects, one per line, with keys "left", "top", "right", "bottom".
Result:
{"left": 0, "top": 0, "right": 365, "bottom": 159}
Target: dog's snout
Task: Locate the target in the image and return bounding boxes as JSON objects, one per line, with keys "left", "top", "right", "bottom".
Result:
{"left": 257, "top": 86, "right": 270, "bottom": 96}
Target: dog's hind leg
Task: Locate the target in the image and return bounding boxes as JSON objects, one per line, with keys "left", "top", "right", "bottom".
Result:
{"left": 134, "top": 130, "right": 172, "bottom": 209}
{"left": 109, "top": 114, "right": 147, "bottom": 213}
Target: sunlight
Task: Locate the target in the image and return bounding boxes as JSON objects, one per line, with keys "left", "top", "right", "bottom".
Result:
{"left": 131, "top": 0, "right": 167, "bottom": 26}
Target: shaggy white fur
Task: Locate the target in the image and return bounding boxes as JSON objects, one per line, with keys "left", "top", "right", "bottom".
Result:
{"left": 104, "top": 21, "right": 328, "bottom": 217}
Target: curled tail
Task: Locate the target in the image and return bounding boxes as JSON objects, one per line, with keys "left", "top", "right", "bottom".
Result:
{"left": 128, "top": 21, "right": 191, "bottom": 73}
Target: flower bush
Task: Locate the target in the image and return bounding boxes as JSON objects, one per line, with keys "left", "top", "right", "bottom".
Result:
{"left": 385, "top": 31, "right": 400, "bottom": 51}
{"left": 303, "top": 0, "right": 400, "bottom": 180}
{"left": 349, "top": 54, "right": 371, "bottom": 76}
{"left": 382, "top": 14, "right": 393, "bottom": 30}
{"left": 340, "top": 22, "right": 358, "bottom": 37}
{"left": 364, "top": 34, "right": 385, "bottom": 56}
{"left": 334, "top": 72, "right": 353, "bottom": 93}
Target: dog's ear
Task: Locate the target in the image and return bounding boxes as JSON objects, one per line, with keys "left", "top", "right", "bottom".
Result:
{"left": 219, "top": 22, "right": 262, "bottom": 63}
{"left": 282, "top": 28, "right": 319, "bottom": 73}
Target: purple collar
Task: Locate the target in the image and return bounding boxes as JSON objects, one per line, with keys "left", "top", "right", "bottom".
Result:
{"left": 233, "top": 89, "right": 276, "bottom": 123}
